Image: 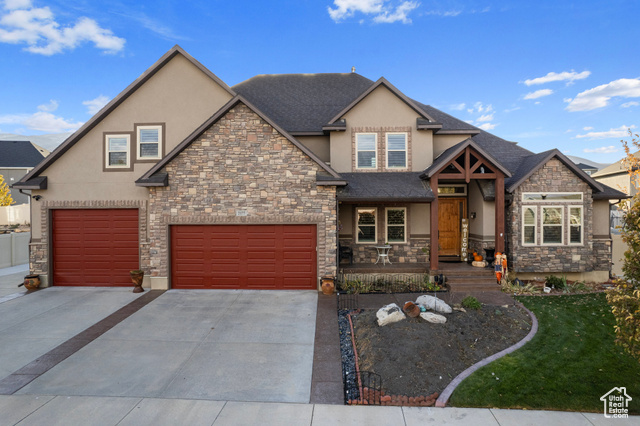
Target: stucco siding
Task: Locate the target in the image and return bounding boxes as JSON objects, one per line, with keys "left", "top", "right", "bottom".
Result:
{"left": 433, "top": 134, "right": 472, "bottom": 158}
{"left": 297, "top": 135, "right": 330, "bottom": 163}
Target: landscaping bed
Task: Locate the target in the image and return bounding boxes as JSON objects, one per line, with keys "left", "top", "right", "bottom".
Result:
{"left": 449, "top": 293, "right": 640, "bottom": 414}
{"left": 342, "top": 299, "right": 531, "bottom": 404}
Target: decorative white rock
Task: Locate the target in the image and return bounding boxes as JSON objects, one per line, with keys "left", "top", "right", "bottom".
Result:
{"left": 472, "top": 260, "right": 488, "bottom": 267}
{"left": 376, "top": 303, "right": 406, "bottom": 326}
{"left": 420, "top": 312, "right": 447, "bottom": 324}
{"left": 415, "top": 295, "right": 453, "bottom": 314}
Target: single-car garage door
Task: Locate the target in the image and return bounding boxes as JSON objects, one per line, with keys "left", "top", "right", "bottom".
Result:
{"left": 171, "top": 224, "right": 317, "bottom": 289}
{"left": 52, "top": 209, "right": 139, "bottom": 286}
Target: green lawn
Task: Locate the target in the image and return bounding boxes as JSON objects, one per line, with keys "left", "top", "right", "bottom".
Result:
{"left": 450, "top": 293, "right": 640, "bottom": 413}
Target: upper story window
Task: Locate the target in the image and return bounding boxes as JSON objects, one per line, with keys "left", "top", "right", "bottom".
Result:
{"left": 105, "top": 134, "right": 131, "bottom": 170}
{"left": 356, "top": 133, "right": 377, "bottom": 169}
{"left": 386, "top": 133, "right": 407, "bottom": 169}
{"left": 136, "top": 124, "right": 163, "bottom": 160}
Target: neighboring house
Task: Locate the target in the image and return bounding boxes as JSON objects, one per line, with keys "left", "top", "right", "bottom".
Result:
{"left": 0, "top": 140, "right": 49, "bottom": 204}
{"left": 592, "top": 152, "right": 640, "bottom": 201}
{"left": 15, "top": 45, "right": 627, "bottom": 289}
{"left": 575, "top": 163, "right": 599, "bottom": 176}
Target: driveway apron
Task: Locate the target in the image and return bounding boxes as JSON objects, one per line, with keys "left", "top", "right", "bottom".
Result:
{"left": 17, "top": 290, "right": 318, "bottom": 404}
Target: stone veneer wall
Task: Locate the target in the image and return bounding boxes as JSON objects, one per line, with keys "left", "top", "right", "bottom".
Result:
{"left": 469, "top": 237, "right": 495, "bottom": 259}
{"left": 147, "top": 103, "right": 337, "bottom": 282}
{"left": 339, "top": 237, "right": 430, "bottom": 264}
{"left": 507, "top": 158, "right": 610, "bottom": 274}
{"left": 29, "top": 200, "right": 148, "bottom": 285}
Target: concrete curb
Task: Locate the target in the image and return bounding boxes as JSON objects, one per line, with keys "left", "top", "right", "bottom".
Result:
{"left": 435, "top": 304, "right": 539, "bottom": 407}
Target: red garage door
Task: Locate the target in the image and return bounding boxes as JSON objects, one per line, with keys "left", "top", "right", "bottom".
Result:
{"left": 52, "top": 209, "right": 139, "bottom": 286}
{"left": 171, "top": 224, "right": 317, "bottom": 289}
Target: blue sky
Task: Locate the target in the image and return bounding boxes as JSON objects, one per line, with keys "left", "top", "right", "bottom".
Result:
{"left": 0, "top": 0, "right": 638, "bottom": 163}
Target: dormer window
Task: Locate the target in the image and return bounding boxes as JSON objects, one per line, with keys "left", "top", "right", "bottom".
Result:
{"left": 136, "top": 124, "right": 164, "bottom": 161}
{"left": 356, "top": 133, "right": 377, "bottom": 169}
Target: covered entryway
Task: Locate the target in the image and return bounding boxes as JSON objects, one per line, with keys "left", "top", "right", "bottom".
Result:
{"left": 52, "top": 209, "right": 139, "bottom": 286}
{"left": 170, "top": 224, "right": 317, "bottom": 289}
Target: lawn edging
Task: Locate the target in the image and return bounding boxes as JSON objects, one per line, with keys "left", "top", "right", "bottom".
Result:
{"left": 435, "top": 304, "right": 539, "bottom": 407}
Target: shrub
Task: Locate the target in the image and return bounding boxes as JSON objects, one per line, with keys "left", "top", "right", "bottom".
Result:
{"left": 461, "top": 295, "right": 482, "bottom": 310}
{"left": 545, "top": 275, "right": 567, "bottom": 290}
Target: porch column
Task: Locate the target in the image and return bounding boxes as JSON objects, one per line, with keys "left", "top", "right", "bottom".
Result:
{"left": 430, "top": 175, "right": 439, "bottom": 270}
{"left": 495, "top": 173, "right": 505, "bottom": 253}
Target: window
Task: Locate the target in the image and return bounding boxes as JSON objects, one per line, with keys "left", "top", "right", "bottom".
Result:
{"left": 523, "top": 207, "right": 536, "bottom": 245}
{"left": 569, "top": 206, "right": 583, "bottom": 244}
{"left": 356, "top": 133, "right": 377, "bottom": 169}
{"left": 356, "top": 207, "right": 377, "bottom": 243}
{"left": 542, "top": 207, "right": 563, "bottom": 244}
{"left": 386, "top": 208, "right": 406, "bottom": 243}
{"left": 137, "top": 125, "right": 162, "bottom": 160}
{"left": 523, "top": 192, "right": 582, "bottom": 202}
{"left": 386, "top": 133, "right": 407, "bottom": 169}
{"left": 105, "top": 134, "right": 130, "bottom": 168}
{"left": 438, "top": 185, "right": 467, "bottom": 196}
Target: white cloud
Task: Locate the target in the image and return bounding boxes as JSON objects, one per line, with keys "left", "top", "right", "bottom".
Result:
{"left": 524, "top": 89, "right": 553, "bottom": 100}
{"left": 449, "top": 103, "right": 466, "bottom": 111}
{"left": 0, "top": 0, "right": 125, "bottom": 55}
{"left": 566, "top": 78, "right": 640, "bottom": 111}
{"left": 424, "top": 9, "right": 461, "bottom": 17}
{"left": 583, "top": 146, "right": 619, "bottom": 154}
{"left": 583, "top": 126, "right": 594, "bottom": 131}
{"left": 622, "top": 101, "right": 639, "bottom": 108}
{"left": 478, "top": 122, "right": 496, "bottom": 131}
{"left": 328, "top": 0, "right": 419, "bottom": 24}
{"left": 476, "top": 113, "right": 493, "bottom": 122}
{"left": 468, "top": 102, "right": 492, "bottom": 114}
{"left": 37, "top": 99, "right": 58, "bottom": 112}
{"left": 503, "top": 106, "right": 520, "bottom": 113}
{"left": 373, "top": 1, "right": 419, "bottom": 23}
{"left": 82, "top": 95, "right": 110, "bottom": 115}
{"left": 575, "top": 125, "right": 636, "bottom": 140}
{"left": 0, "top": 100, "right": 83, "bottom": 133}
{"left": 524, "top": 70, "right": 591, "bottom": 86}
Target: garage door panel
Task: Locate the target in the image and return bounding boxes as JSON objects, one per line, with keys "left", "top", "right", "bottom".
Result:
{"left": 52, "top": 209, "right": 139, "bottom": 286}
{"left": 171, "top": 224, "right": 316, "bottom": 290}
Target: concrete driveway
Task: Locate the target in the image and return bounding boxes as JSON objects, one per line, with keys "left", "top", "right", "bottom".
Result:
{"left": 6, "top": 289, "right": 317, "bottom": 403}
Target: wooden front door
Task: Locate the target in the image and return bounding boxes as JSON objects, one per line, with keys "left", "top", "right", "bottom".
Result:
{"left": 438, "top": 198, "right": 467, "bottom": 258}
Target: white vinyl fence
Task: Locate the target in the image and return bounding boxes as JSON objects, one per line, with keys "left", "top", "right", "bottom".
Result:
{"left": 0, "top": 232, "right": 30, "bottom": 268}
{"left": 0, "top": 204, "right": 30, "bottom": 225}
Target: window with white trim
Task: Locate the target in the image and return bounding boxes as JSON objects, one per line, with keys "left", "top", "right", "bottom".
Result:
{"left": 542, "top": 206, "right": 563, "bottom": 244}
{"left": 522, "top": 192, "right": 582, "bottom": 202}
{"left": 569, "top": 206, "right": 583, "bottom": 244}
{"left": 356, "top": 207, "right": 377, "bottom": 243}
{"left": 522, "top": 207, "right": 536, "bottom": 245}
{"left": 386, "top": 133, "right": 407, "bottom": 169}
{"left": 386, "top": 207, "right": 406, "bottom": 243}
{"left": 105, "top": 134, "right": 130, "bottom": 168}
{"left": 137, "top": 125, "right": 162, "bottom": 160}
{"left": 356, "top": 133, "right": 377, "bottom": 169}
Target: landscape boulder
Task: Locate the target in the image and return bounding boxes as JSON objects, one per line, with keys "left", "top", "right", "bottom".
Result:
{"left": 415, "top": 295, "right": 452, "bottom": 314}
{"left": 420, "top": 312, "right": 447, "bottom": 324}
{"left": 376, "top": 303, "right": 406, "bottom": 326}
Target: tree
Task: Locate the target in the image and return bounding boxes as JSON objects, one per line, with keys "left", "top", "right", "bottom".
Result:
{"left": 606, "top": 129, "right": 640, "bottom": 362}
{"left": 0, "top": 174, "right": 13, "bottom": 206}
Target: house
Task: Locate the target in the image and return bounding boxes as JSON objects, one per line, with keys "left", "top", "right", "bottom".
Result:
{"left": 0, "top": 140, "right": 49, "bottom": 205}
{"left": 14, "top": 45, "right": 627, "bottom": 290}
{"left": 575, "top": 163, "right": 599, "bottom": 176}
{"left": 592, "top": 152, "right": 639, "bottom": 201}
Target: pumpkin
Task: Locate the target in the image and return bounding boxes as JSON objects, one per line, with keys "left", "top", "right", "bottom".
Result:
{"left": 474, "top": 254, "right": 483, "bottom": 262}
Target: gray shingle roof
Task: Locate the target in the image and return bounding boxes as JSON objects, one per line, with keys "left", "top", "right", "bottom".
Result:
{"left": 0, "top": 140, "right": 48, "bottom": 168}
{"left": 337, "top": 172, "right": 434, "bottom": 202}
{"left": 233, "top": 73, "right": 374, "bottom": 133}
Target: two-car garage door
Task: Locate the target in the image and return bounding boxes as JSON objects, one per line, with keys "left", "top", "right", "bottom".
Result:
{"left": 51, "top": 210, "right": 317, "bottom": 290}
{"left": 170, "top": 224, "right": 317, "bottom": 290}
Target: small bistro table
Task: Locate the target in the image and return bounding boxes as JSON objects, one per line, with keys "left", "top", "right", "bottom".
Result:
{"left": 375, "top": 245, "right": 392, "bottom": 265}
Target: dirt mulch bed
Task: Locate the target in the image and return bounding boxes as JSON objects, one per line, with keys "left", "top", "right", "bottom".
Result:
{"left": 351, "top": 303, "right": 532, "bottom": 398}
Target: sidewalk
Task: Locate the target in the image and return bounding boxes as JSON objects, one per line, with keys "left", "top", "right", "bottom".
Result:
{"left": 0, "top": 263, "right": 28, "bottom": 300}
{"left": 2, "top": 395, "right": 638, "bottom": 426}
